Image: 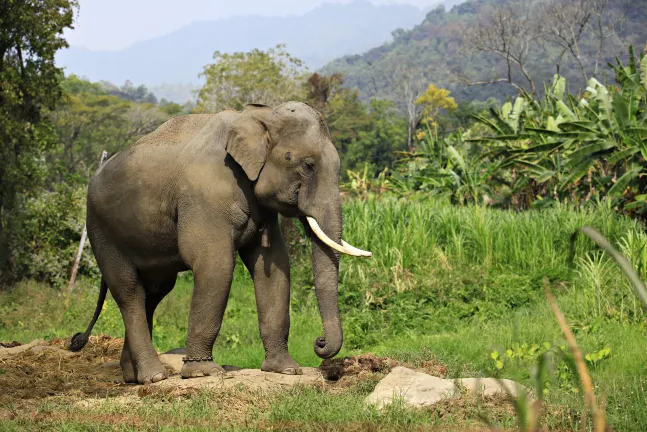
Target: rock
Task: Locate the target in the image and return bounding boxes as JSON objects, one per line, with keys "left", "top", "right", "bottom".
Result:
{"left": 365, "top": 366, "right": 458, "bottom": 410}
{"left": 151, "top": 367, "right": 325, "bottom": 392}
{"left": 159, "top": 354, "right": 184, "bottom": 373}
{"left": 0, "top": 339, "right": 47, "bottom": 359}
{"left": 157, "top": 349, "right": 245, "bottom": 374}
{"left": 454, "top": 378, "right": 531, "bottom": 398}
{"left": 30, "top": 345, "right": 77, "bottom": 358}
{"left": 0, "top": 408, "right": 15, "bottom": 421}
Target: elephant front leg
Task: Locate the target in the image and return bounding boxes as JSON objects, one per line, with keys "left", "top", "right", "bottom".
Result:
{"left": 240, "top": 218, "right": 301, "bottom": 375}
{"left": 180, "top": 241, "right": 236, "bottom": 379}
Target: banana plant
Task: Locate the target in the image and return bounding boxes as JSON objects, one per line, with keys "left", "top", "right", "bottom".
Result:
{"left": 467, "top": 46, "right": 647, "bottom": 215}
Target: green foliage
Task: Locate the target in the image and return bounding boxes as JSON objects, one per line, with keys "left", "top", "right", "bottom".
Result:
{"left": 197, "top": 44, "right": 308, "bottom": 113}
{"left": 304, "top": 73, "right": 408, "bottom": 177}
{"left": 10, "top": 184, "right": 99, "bottom": 288}
{"left": 48, "top": 74, "right": 172, "bottom": 184}
{"left": 343, "top": 99, "right": 408, "bottom": 177}
{"left": 98, "top": 79, "right": 158, "bottom": 104}
{"left": 387, "top": 124, "right": 500, "bottom": 205}
{"left": 490, "top": 337, "right": 613, "bottom": 404}
{"left": 386, "top": 46, "right": 647, "bottom": 218}
{"left": 0, "top": 0, "right": 78, "bottom": 285}
{"left": 414, "top": 83, "right": 458, "bottom": 127}
{"left": 465, "top": 46, "right": 647, "bottom": 215}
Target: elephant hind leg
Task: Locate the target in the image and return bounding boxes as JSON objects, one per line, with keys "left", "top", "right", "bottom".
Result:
{"left": 120, "top": 277, "right": 177, "bottom": 383}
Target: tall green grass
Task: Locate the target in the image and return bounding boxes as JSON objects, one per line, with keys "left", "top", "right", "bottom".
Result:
{"left": 341, "top": 196, "right": 647, "bottom": 323}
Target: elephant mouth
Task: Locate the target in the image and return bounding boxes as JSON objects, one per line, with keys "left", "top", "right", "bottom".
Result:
{"left": 305, "top": 216, "right": 372, "bottom": 257}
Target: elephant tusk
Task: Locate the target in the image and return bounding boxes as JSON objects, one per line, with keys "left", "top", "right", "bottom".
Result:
{"left": 341, "top": 240, "right": 372, "bottom": 257}
{"left": 306, "top": 217, "right": 372, "bottom": 257}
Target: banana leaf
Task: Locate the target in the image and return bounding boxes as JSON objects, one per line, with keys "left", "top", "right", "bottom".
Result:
{"left": 567, "top": 141, "right": 616, "bottom": 166}
{"left": 534, "top": 170, "right": 556, "bottom": 184}
{"left": 560, "top": 158, "right": 596, "bottom": 188}
{"left": 608, "top": 168, "right": 642, "bottom": 197}
{"left": 607, "top": 146, "right": 640, "bottom": 163}
{"left": 555, "top": 122, "right": 601, "bottom": 135}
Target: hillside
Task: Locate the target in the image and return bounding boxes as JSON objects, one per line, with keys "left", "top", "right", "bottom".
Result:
{"left": 55, "top": 1, "right": 443, "bottom": 102}
{"left": 320, "top": 0, "right": 647, "bottom": 104}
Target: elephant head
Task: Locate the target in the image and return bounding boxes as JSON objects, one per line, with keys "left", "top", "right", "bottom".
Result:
{"left": 225, "top": 101, "right": 371, "bottom": 359}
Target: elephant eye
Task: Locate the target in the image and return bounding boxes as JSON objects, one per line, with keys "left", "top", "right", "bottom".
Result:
{"left": 303, "top": 158, "right": 315, "bottom": 169}
{"left": 285, "top": 152, "right": 292, "bottom": 161}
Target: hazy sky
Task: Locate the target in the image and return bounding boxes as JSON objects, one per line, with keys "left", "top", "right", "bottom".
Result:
{"left": 64, "top": 0, "right": 443, "bottom": 51}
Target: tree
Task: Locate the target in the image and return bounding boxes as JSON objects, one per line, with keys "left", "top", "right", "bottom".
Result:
{"left": 197, "top": 44, "right": 308, "bottom": 113}
{"left": 387, "top": 62, "right": 427, "bottom": 151}
{"left": 414, "top": 84, "right": 458, "bottom": 129}
{"left": 463, "top": 0, "right": 543, "bottom": 94}
{"left": 345, "top": 100, "right": 407, "bottom": 176}
{"left": 303, "top": 73, "right": 406, "bottom": 176}
{"left": 99, "top": 80, "right": 159, "bottom": 104}
{"left": 49, "top": 75, "right": 171, "bottom": 184}
{"left": 538, "top": 0, "right": 628, "bottom": 80}
{"left": 303, "top": 73, "right": 371, "bottom": 168}
{"left": 538, "top": 0, "right": 592, "bottom": 81}
{"left": 0, "top": 0, "right": 78, "bottom": 284}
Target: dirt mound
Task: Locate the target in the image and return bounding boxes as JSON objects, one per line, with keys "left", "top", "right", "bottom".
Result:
{"left": 0, "top": 335, "right": 127, "bottom": 406}
{"left": 0, "top": 337, "right": 448, "bottom": 407}
{"left": 319, "top": 353, "right": 447, "bottom": 385}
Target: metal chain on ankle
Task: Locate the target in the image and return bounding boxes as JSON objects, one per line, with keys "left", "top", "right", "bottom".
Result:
{"left": 182, "top": 356, "right": 214, "bottom": 363}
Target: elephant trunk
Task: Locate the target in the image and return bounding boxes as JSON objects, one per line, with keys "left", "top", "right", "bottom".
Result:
{"left": 304, "top": 194, "right": 344, "bottom": 360}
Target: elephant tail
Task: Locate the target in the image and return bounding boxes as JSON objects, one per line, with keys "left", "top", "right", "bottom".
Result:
{"left": 68, "top": 277, "right": 108, "bottom": 352}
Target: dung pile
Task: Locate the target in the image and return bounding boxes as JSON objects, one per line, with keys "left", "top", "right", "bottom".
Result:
{"left": 319, "top": 352, "right": 448, "bottom": 385}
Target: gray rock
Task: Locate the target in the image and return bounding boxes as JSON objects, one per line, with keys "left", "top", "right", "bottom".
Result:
{"left": 0, "top": 339, "right": 47, "bottom": 359}
{"left": 157, "top": 349, "right": 245, "bottom": 374}
{"left": 365, "top": 366, "right": 458, "bottom": 410}
{"left": 454, "top": 378, "right": 531, "bottom": 398}
{"left": 159, "top": 353, "right": 184, "bottom": 373}
{"left": 151, "top": 367, "right": 324, "bottom": 392}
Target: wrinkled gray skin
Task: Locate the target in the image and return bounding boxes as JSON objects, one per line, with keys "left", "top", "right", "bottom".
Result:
{"left": 81, "top": 102, "right": 345, "bottom": 384}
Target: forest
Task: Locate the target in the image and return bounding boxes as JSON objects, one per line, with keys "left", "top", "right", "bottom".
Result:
{"left": 1, "top": 0, "right": 646, "bottom": 430}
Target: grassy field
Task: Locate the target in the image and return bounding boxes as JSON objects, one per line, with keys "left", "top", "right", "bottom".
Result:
{"left": 1, "top": 196, "right": 646, "bottom": 431}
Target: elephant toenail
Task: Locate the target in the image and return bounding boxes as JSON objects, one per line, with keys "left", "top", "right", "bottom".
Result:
{"left": 151, "top": 373, "right": 166, "bottom": 383}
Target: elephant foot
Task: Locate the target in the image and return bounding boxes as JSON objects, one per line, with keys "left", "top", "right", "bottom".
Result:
{"left": 121, "top": 360, "right": 138, "bottom": 383}
{"left": 181, "top": 359, "right": 225, "bottom": 379}
{"left": 136, "top": 360, "right": 168, "bottom": 385}
{"left": 261, "top": 355, "right": 302, "bottom": 375}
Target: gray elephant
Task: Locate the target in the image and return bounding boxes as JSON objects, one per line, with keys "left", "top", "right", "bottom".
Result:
{"left": 68, "top": 101, "right": 371, "bottom": 384}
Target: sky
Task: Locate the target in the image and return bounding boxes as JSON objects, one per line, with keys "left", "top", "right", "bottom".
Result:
{"left": 64, "top": 0, "right": 443, "bottom": 51}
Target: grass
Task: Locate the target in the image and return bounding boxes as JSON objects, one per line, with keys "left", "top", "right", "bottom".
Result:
{"left": 1, "top": 196, "right": 646, "bottom": 430}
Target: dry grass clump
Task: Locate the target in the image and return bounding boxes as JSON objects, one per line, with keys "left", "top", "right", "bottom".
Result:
{"left": 0, "top": 335, "right": 127, "bottom": 405}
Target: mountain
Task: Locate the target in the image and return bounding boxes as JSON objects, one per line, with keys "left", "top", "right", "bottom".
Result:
{"left": 320, "top": 0, "right": 647, "bottom": 104}
{"left": 56, "top": 1, "right": 445, "bottom": 102}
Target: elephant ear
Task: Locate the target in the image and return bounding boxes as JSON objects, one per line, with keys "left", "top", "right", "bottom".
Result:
{"left": 226, "top": 110, "right": 272, "bottom": 181}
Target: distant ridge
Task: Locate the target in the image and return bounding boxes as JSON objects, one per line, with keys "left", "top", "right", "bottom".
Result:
{"left": 56, "top": 0, "right": 438, "bottom": 102}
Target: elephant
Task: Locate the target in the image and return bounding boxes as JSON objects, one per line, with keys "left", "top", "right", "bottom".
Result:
{"left": 68, "top": 101, "right": 372, "bottom": 385}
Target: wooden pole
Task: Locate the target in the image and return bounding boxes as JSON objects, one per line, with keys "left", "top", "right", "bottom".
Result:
{"left": 67, "top": 150, "right": 108, "bottom": 293}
